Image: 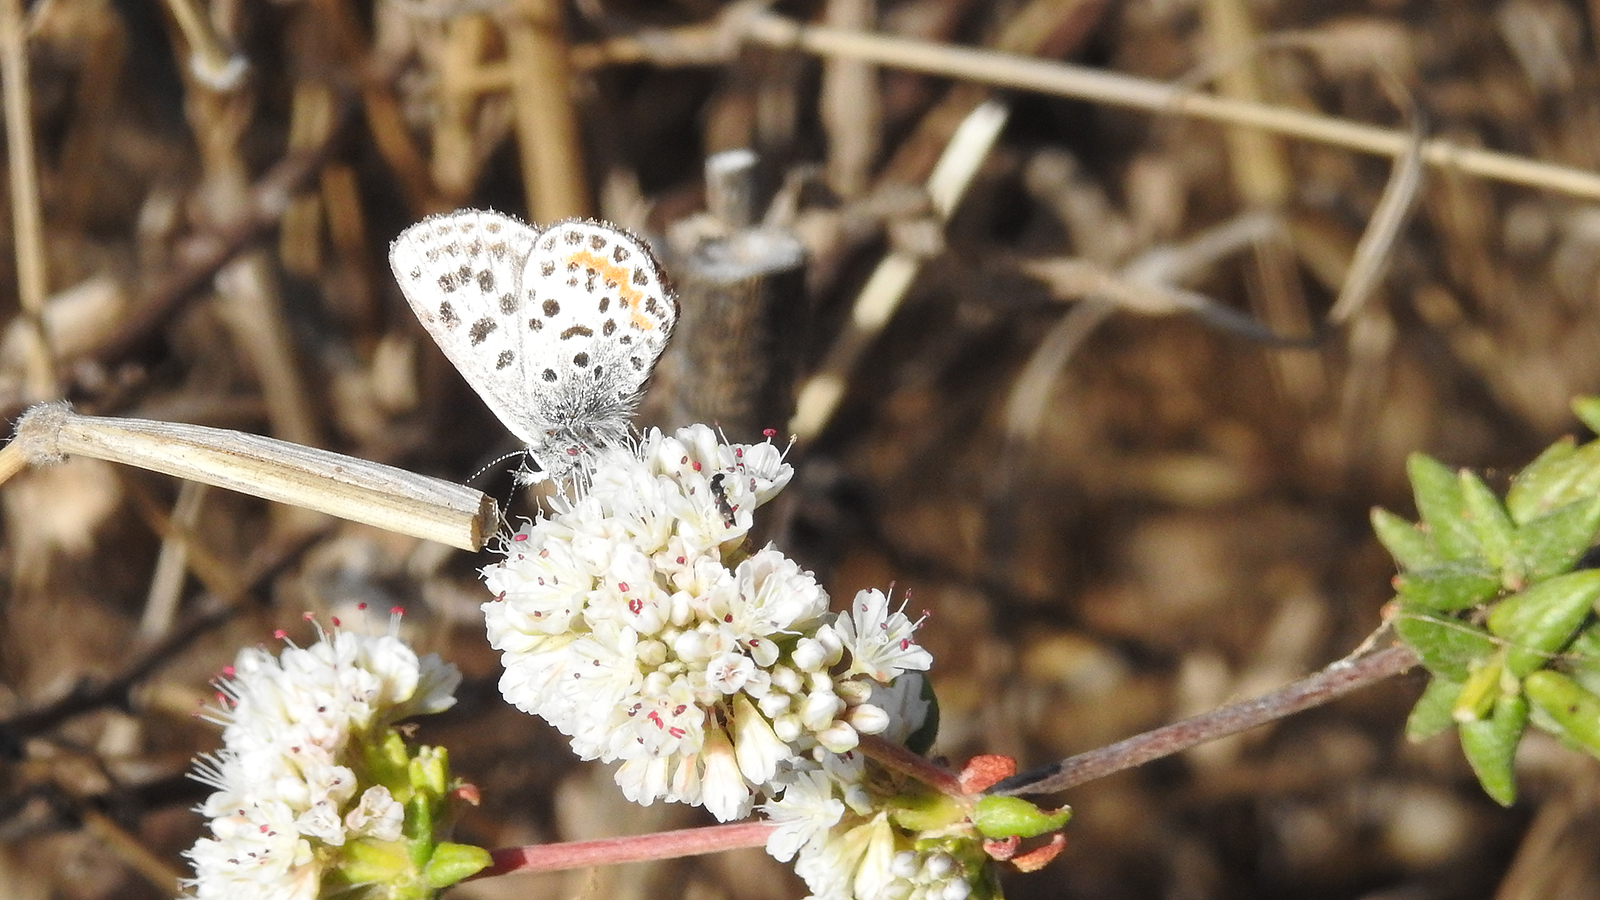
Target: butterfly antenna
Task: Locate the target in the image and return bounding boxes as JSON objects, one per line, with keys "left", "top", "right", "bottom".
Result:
{"left": 469, "top": 451, "right": 527, "bottom": 488}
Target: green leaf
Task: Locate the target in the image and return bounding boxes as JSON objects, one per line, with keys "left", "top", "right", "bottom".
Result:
{"left": 1506, "top": 437, "right": 1579, "bottom": 523}
{"left": 1514, "top": 495, "right": 1600, "bottom": 582}
{"left": 1560, "top": 441, "right": 1600, "bottom": 506}
{"left": 1458, "top": 692, "right": 1528, "bottom": 807}
{"left": 1459, "top": 471, "right": 1519, "bottom": 581}
{"left": 1574, "top": 396, "right": 1600, "bottom": 436}
{"left": 1407, "top": 454, "right": 1480, "bottom": 562}
{"left": 424, "top": 842, "right": 494, "bottom": 888}
{"left": 1405, "top": 677, "right": 1463, "bottom": 742}
{"left": 1372, "top": 507, "right": 1441, "bottom": 571}
{"left": 1393, "top": 563, "right": 1500, "bottom": 613}
{"left": 1524, "top": 670, "right": 1600, "bottom": 763}
{"left": 1393, "top": 610, "right": 1497, "bottom": 681}
{"left": 972, "top": 796, "right": 1072, "bottom": 840}
{"left": 1564, "top": 623, "right": 1600, "bottom": 696}
{"left": 1486, "top": 569, "right": 1600, "bottom": 678}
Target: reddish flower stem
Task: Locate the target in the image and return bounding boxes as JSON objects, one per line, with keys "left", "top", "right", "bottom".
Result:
{"left": 474, "top": 821, "right": 776, "bottom": 879}
{"left": 857, "top": 733, "right": 966, "bottom": 797}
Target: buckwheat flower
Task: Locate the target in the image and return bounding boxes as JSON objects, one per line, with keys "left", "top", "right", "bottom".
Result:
{"left": 182, "top": 617, "right": 476, "bottom": 900}
{"left": 762, "top": 769, "right": 845, "bottom": 863}
{"left": 830, "top": 589, "right": 935, "bottom": 684}
{"left": 482, "top": 424, "right": 934, "bottom": 822}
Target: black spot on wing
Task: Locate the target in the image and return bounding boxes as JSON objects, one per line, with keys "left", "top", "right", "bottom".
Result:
{"left": 496, "top": 350, "right": 514, "bottom": 369}
{"left": 439, "top": 265, "right": 471, "bottom": 292}
{"left": 469, "top": 317, "right": 497, "bottom": 346}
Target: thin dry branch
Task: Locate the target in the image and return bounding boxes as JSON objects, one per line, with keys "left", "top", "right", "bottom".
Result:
{"left": 740, "top": 11, "right": 1600, "bottom": 200}
{"left": 0, "top": 0, "right": 59, "bottom": 399}
{"left": 990, "top": 644, "right": 1419, "bottom": 796}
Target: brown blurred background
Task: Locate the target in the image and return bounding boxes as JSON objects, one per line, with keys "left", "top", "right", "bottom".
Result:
{"left": 2, "top": 0, "right": 1600, "bottom": 898}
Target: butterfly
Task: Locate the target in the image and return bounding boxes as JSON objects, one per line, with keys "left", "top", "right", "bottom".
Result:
{"left": 389, "top": 210, "right": 678, "bottom": 484}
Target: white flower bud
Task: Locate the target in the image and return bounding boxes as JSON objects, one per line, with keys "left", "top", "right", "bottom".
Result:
{"left": 846, "top": 702, "right": 890, "bottom": 735}
{"left": 815, "top": 721, "right": 860, "bottom": 753}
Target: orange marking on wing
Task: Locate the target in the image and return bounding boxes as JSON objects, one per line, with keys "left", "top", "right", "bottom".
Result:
{"left": 567, "top": 249, "right": 655, "bottom": 331}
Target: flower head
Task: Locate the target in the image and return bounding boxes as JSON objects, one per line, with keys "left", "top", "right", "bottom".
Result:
{"left": 482, "top": 425, "right": 934, "bottom": 822}
{"left": 182, "top": 614, "right": 480, "bottom": 899}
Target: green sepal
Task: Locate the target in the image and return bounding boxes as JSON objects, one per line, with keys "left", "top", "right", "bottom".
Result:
{"left": 412, "top": 745, "right": 451, "bottom": 797}
{"left": 1457, "top": 692, "right": 1528, "bottom": 807}
{"left": 1513, "top": 495, "right": 1600, "bottom": 582}
{"left": 1458, "top": 471, "right": 1519, "bottom": 581}
{"left": 1407, "top": 454, "right": 1480, "bottom": 562}
{"left": 405, "top": 791, "right": 435, "bottom": 847}
{"left": 1393, "top": 610, "right": 1497, "bottom": 681}
{"left": 971, "top": 796, "right": 1072, "bottom": 840}
{"left": 1486, "top": 569, "right": 1600, "bottom": 678}
{"left": 334, "top": 838, "right": 414, "bottom": 887}
{"left": 1524, "top": 670, "right": 1600, "bottom": 762}
{"left": 1393, "top": 563, "right": 1500, "bottom": 613}
{"left": 1506, "top": 437, "right": 1579, "bottom": 523}
{"left": 1574, "top": 396, "right": 1600, "bottom": 436}
{"left": 1372, "top": 507, "right": 1441, "bottom": 571}
{"left": 366, "top": 730, "right": 414, "bottom": 797}
{"left": 890, "top": 787, "right": 967, "bottom": 833}
{"left": 1405, "top": 677, "right": 1463, "bottom": 742}
{"left": 424, "top": 842, "right": 494, "bottom": 888}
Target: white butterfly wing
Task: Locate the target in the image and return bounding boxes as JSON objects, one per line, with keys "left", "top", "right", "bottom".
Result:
{"left": 389, "top": 210, "right": 547, "bottom": 446}
{"left": 521, "top": 219, "right": 677, "bottom": 399}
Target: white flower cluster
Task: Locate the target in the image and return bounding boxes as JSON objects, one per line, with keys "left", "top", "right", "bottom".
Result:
{"left": 183, "top": 623, "right": 462, "bottom": 900}
{"left": 762, "top": 675, "right": 977, "bottom": 900}
{"left": 482, "top": 425, "right": 934, "bottom": 822}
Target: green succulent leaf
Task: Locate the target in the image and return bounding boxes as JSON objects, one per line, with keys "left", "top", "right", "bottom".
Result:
{"left": 1563, "top": 623, "right": 1600, "bottom": 696}
{"left": 1407, "top": 453, "right": 1481, "bottom": 562}
{"left": 1573, "top": 396, "right": 1600, "bottom": 436}
{"left": 1458, "top": 471, "right": 1519, "bottom": 581}
{"left": 1393, "top": 609, "right": 1497, "bottom": 681}
{"left": 972, "top": 796, "right": 1072, "bottom": 840}
{"left": 1524, "top": 670, "right": 1600, "bottom": 763}
{"left": 1458, "top": 692, "right": 1529, "bottom": 807}
{"left": 1372, "top": 507, "right": 1442, "bottom": 571}
{"left": 1405, "top": 677, "right": 1463, "bottom": 742}
{"left": 1393, "top": 563, "right": 1501, "bottom": 613}
{"left": 1506, "top": 437, "right": 1579, "bottom": 523}
{"left": 1485, "top": 569, "right": 1600, "bottom": 678}
{"left": 424, "top": 842, "right": 494, "bottom": 889}
{"left": 1560, "top": 441, "right": 1600, "bottom": 507}
{"left": 1513, "top": 495, "right": 1600, "bottom": 582}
